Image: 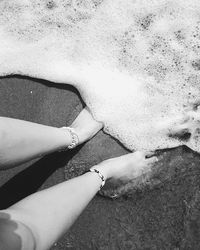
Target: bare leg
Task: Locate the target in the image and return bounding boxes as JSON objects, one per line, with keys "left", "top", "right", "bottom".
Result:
{"left": 0, "top": 108, "right": 102, "bottom": 169}
{"left": 0, "top": 152, "right": 157, "bottom": 250}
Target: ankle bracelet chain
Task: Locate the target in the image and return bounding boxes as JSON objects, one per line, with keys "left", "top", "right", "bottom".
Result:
{"left": 61, "top": 127, "right": 79, "bottom": 150}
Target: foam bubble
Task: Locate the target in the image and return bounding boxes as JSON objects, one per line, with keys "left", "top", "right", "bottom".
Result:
{"left": 1, "top": 0, "right": 200, "bottom": 152}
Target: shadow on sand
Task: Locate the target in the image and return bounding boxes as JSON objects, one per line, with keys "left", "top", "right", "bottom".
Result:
{"left": 0, "top": 145, "right": 83, "bottom": 209}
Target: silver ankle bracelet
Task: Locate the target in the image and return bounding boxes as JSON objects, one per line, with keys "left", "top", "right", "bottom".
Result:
{"left": 61, "top": 127, "right": 79, "bottom": 150}
{"left": 89, "top": 168, "right": 106, "bottom": 190}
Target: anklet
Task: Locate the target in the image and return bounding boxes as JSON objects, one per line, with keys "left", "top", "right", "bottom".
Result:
{"left": 89, "top": 168, "right": 106, "bottom": 189}
{"left": 61, "top": 127, "right": 79, "bottom": 149}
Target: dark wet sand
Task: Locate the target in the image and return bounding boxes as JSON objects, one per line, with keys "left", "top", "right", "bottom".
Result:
{"left": 0, "top": 76, "right": 200, "bottom": 250}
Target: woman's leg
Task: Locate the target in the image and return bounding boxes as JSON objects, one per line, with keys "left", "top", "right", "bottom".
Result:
{"left": 0, "top": 152, "right": 157, "bottom": 250}
{"left": 0, "top": 108, "right": 102, "bottom": 169}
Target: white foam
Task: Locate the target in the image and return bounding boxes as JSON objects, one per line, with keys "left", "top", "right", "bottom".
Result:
{"left": 1, "top": 0, "right": 200, "bottom": 151}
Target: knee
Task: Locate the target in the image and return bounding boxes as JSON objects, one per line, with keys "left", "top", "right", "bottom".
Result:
{"left": 0, "top": 212, "right": 36, "bottom": 250}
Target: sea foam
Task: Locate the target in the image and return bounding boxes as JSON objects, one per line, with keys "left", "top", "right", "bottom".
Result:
{"left": 1, "top": 0, "right": 200, "bottom": 152}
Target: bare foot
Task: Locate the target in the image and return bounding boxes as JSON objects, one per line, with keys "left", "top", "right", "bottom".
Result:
{"left": 92, "top": 151, "right": 158, "bottom": 182}
{"left": 70, "top": 107, "right": 103, "bottom": 144}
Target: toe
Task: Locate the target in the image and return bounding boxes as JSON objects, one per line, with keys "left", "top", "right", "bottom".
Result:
{"left": 145, "top": 151, "right": 157, "bottom": 158}
{"left": 146, "top": 156, "right": 158, "bottom": 165}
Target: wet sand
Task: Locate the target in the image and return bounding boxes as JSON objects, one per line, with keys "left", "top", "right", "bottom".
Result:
{"left": 0, "top": 76, "right": 200, "bottom": 249}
